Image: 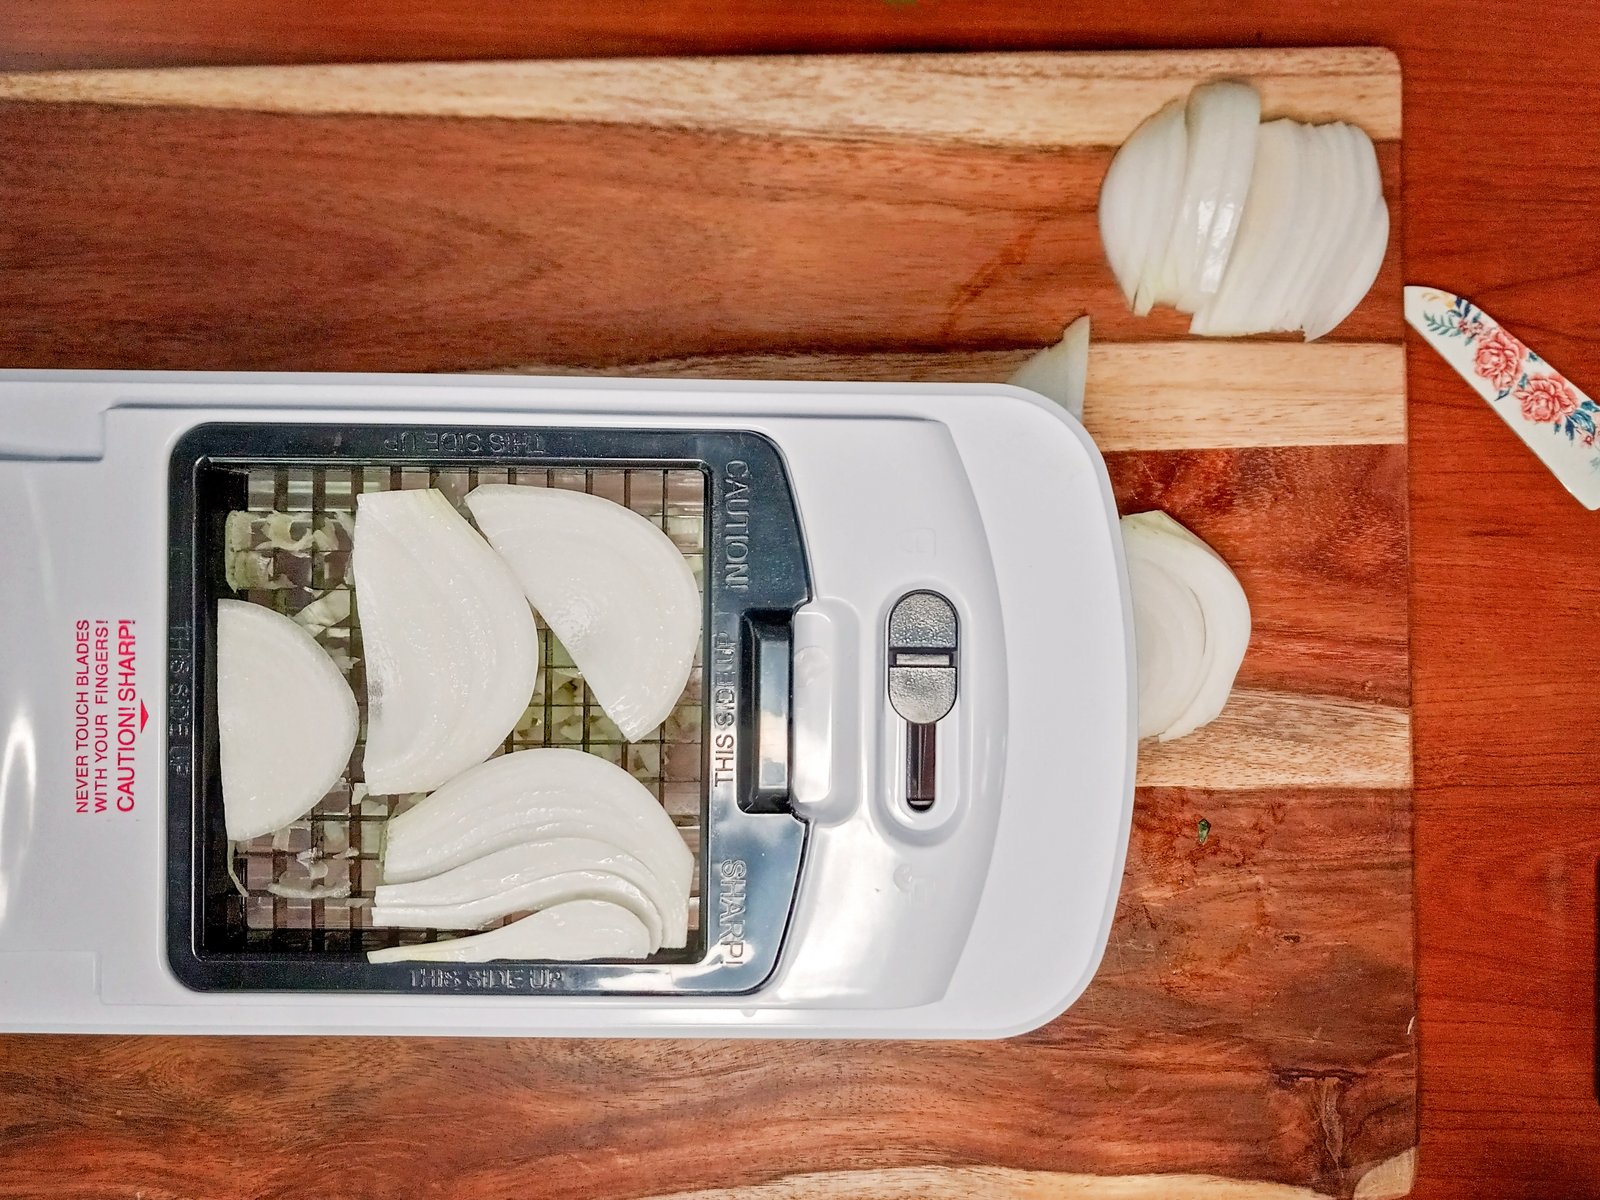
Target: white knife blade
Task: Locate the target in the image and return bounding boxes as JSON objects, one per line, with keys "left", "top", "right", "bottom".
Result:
{"left": 1406, "top": 285, "right": 1600, "bottom": 509}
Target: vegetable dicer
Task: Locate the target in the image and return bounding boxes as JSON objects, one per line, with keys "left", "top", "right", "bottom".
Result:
{"left": 0, "top": 370, "right": 1134, "bottom": 1037}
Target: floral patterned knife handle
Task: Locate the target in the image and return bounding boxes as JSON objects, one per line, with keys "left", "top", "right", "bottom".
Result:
{"left": 1406, "top": 286, "right": 1600, "bottom": 510}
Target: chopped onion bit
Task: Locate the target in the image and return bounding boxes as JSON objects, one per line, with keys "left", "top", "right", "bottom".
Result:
{"left": 1007, "top": 315, "right": 1090, "bottom": 421}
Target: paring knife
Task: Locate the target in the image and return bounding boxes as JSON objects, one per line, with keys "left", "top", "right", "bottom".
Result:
{"left": 1406, "top": 286, "right": 1600, "bottom": 510}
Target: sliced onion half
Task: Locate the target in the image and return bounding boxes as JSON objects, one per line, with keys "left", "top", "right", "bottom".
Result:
{"left": 1101, "top": 80, "right": 1390, "bottom": 340}
{"left": 466, "top": 484, "right": 700, "bottom": 743}
{"left": 1122, "top": 511, "right": 1251, "bottom": 742}
{"left": 218, "top": 599, "right": 358, "bottom": 841}
{"left": 372, "top": 869, "right": 664, "bottom": 950}
{"left": 371, "top": 836, "right": 681, "bottom": 948}
{"left": 354, "top": 488, "right": 540, "bottom": 795}
{"left": 367, "top": 899, "right": 651, "bottom": 964}
{"left": 1006, "top": 315, "right": 1090, "bottom": 420}
{"left": 379, "top": 747, "right": 693, "bottom": 920}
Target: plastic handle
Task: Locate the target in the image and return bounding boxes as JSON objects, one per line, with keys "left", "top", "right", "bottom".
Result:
{"left": 741, "top": 616, "right": 792, "bottom": 814}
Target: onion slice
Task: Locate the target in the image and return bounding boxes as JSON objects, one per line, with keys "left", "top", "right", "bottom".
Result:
{"left": 1191, "top": 119, "right": 1302, "bottom": 337}
{"left": 1267, "top": 122, "right": 1340, "bottom": 332}
{"left": 217, "top": 599, "right": 358, "bottom": 841}
{"left": 1122, "top": 511, "right": 1251, "bottom": 742}
{"left": 1124, "top": 551, "right": 1208, "bottom": 739}
{"left": 1099, "top": 100, "right": 1187, "bottom": 314}
{"left": 1161, "top": 81, "right": 1260, "bottom": 313}
{"left": 1298, "top": 123, "right": 1386, "bottom": 341}
{"left": 367, "top": 899, "right": 651, "bottom": 964}
{"left": 371, "top": 836, "right": 681, "bottom": 947}
{"left": 379, "top": 747, "right": 693, "bottom": 920}
{"left": 372, "top": 869, "right": 664, "bottom": 949}
{"left": 1302, "top": 194, "right": 1389, "bottom": 342}
{"left": 465, "top": 484, "right": 700, "bottom": 743}
{"left": 1006, "top": 315, "right": 1090, "bottom": 420}
{"left": 1282, "top": 124, "right": 1364, "bottom": 334}
{"left": 354, "top": 488, "right": 539, "bottom": 795}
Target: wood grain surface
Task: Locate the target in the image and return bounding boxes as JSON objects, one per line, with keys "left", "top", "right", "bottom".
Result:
{"left": 0, "top": 4, "right": 1595, "bottom": 1199}
{"left": 0, "top": 45, "right": 1411, "bottom": 1200}
{"left": 0, "top": 49, "right": 1403, "bottom": 141}
{"left": 0, "top": 47, "right": 1413, "bottom": 1199}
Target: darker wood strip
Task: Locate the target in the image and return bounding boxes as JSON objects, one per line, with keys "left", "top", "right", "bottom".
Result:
{"left": 0, "top": 1, "right": 1440, "bottom": 71}
{"left": 0, "top": 101, "right": 1398, "bottom": 373}
{"left": 0, "top": 787, "right": 1413, "bottom": 1200}
{"left": 1108, "top": 443, "right": 1411, "bottom": 709}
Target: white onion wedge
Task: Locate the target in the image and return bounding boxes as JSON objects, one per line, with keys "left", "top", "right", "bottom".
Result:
{"left": 354, "top": 488, "right": 539, "bottom": 795}
{"left": 1121, "top": 511, "right": 1251, "bottom": 742}
{"left": 1191, "top": 119, "right": 1302, "bottom": 338}
{"left": 1162, "top": 81, "right": 1260, "bottom": 313}
{"left": 1006, "top": 315, "right": 1090, "bottom": 420}
{"left": 367, "top": 899, "right": 651, "bottom": 964}
{"left": 380, "top": 748, "right": 693, "bottom": 917}
{"left": 465, "top": 484, "right": 700, "bottom": 743}
{"left": 371, "top": 836, "right": 682, "bottom": 947}
{"left": 1099, "top": 100, "right": 1187, "bottom": 314}
{"left": 217, "top": 599, "right": 358, "bottom": 841}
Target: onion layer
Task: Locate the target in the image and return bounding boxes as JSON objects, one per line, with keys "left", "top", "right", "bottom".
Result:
{"left": 466, "top": 484, "right": 700, "bottom": 743}
{"left": 367, "top": 899, "right": 651, "bottom": 964}
{"left": 1121, "top": 511, "right": 1250, "bottom": 742}
{"left": 372, "top": 869, "right": 665, "bottom": 950}
{"left": 1191, "top": 119, "right": 1302, "bottom": 337}
{"left": 1162, "top": 81, "right": 1260, "bottom": 313}
{"left": 217, "top": 599, "right": 358, "bottom": 841}
{"left": 1099, "top": 100, "right": 1187, "bottom": 315}
{"left": 1007, "top": 315, "right": 1090, "bottom": 421}
{"left": 371, "top": 835, "right": 681, "bottom": 948}
{"left": 379, "top": 747, "right": 693, "bottom": 920}
{"left": 354, "top": 488, "right": 540, "bottom": 795}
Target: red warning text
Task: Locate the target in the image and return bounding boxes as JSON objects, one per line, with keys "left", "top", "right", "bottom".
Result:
{"left": 73, "top": 618, "right": 142, "bottom": 814}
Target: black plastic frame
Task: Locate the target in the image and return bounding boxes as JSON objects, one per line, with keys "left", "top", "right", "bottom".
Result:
{"left": 167, "top": 421, "right": 811, "bottom": 995}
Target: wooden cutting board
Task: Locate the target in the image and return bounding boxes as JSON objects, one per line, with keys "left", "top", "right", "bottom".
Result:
{"left": 0, "top": 48, "right": 1413, "bottom": 1200}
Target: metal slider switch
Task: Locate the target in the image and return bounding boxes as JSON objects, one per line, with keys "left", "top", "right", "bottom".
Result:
{"left": 886, "top": 591, "right": 959, "bottom": 811}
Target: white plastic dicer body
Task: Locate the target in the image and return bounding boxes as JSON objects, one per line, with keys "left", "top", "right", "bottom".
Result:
{"left": 0, "top": 370, "right": 1133, "bottom": 1037}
